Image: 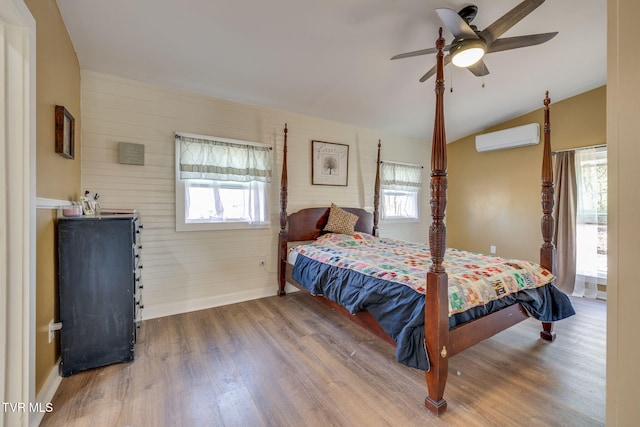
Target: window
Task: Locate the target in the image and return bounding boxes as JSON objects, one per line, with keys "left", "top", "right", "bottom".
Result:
{"left": 175, "top": 133, "right": 271, "bottom": 231}
{"left": 380, "top": 161, "right": 422, "bottom": 220}
{"left": 575, "top": 146, "right": 607, "bottom": 283}
{"left": 184, "top": 180, "right": 268, "bottom": 223}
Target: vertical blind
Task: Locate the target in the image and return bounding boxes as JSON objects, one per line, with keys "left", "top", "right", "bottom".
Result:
{"left": 176, "top": 134, "right": 271, "bottom": 182}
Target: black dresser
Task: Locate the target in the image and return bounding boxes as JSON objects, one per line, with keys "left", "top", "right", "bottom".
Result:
{"left": 57, "top": 214, "right": 143, "bottom": 376}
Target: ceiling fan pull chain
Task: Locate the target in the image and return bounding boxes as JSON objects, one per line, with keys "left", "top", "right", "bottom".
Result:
{"left": 450, "top": 67, "right": 454, "bottom": 93}
{"left": 482, "top": 62, "right": 487, "bottom": 88}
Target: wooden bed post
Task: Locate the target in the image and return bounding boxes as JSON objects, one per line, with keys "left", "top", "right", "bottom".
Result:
{"left": 373, "top": 140, "right": 381, "bottom": 237}
{"left": 540, "top": 93, "right": 557, "bottom": 341}
{"left": 277, "top": 124, "right": 289, "bottom": 296}
{"left": 424, "top": 28, "right": 449, "bottom": 415}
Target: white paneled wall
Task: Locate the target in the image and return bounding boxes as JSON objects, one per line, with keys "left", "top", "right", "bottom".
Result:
{"left": 81, "top": 70, "right": 430, "bottom": 319}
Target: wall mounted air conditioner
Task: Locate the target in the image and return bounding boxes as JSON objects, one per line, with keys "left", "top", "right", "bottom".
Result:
{"left": 475, "top": 123, "right": 540, "bottom": 152}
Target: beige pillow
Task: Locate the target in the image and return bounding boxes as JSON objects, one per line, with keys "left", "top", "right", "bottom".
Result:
{"left": 324, "top": 203, "right": 358, "bottom": 235}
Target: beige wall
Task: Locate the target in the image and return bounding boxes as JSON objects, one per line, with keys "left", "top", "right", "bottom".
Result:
{"left": 80, "top": 70, "right": 428, "bottom": 320}
{"left": 35, "top": 210, "right": 58, "bottom": 392}
{"left": 607, "top": 0, "right": 640, "bottom": 424}
{"left": 25, "top": 0, "right": 81, "bottom": 394}
{"left": 30, "top": 0, "right": 81, "bottom": 199}
{"left": 446, "top": 86, "right": 606, "bottom": 262}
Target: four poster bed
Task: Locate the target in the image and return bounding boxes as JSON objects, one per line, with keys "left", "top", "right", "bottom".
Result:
{"left": 276, "top": 29, "right": 574, "bottom": 415}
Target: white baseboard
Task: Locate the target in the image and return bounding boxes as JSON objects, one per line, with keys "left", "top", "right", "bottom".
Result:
{"left": 29, "top": 360, "right": 61, "bottom": 427}
{"left": 142, "top": 284, "right": 299, "bottom": 320}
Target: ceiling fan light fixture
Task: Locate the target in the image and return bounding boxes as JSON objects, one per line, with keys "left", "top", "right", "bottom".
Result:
{"left": 450, "top": 39, "right": 486, "bottom": 67}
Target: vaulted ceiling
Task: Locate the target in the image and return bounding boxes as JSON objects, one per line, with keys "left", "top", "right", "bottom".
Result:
{"left": 57, "top": 0, "right": 606, "bottom": 141}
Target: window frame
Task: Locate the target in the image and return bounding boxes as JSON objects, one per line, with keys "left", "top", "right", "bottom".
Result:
{"left": 380, "top": 188, "right": 420, "bottom": 222}
{"left": 175, "top": 133, "right": 271, "bottom": 232}
{"left": 575, "top": 146, "right": 607, "bottom": 282}
{"left": 379, "top": 161, "right": 422, "bottom": 222}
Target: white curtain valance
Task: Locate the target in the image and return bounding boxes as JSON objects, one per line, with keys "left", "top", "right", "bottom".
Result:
{"left": 380, "top": 161, "right": 422, "bottom": 191}
{"left": 177, "top": 134, "right": 271, "bottom": 183}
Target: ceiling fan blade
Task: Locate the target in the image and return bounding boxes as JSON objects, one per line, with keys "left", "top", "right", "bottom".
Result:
{"left": 480, "top": 0, "right": 546, "bottom": 45}
{"left": 391, "top": 47, "right": 438, "bottom": 60}
{"left": 466, "top": 59, "right": 490, "bottom": 77}
{"left": 419, "top": 54, "right": 451, "bottom": 82}
{"left": 435, "top": 8, "right": 479, "bottom": 39}
{"left": 486, "top": 32, "right": 558, "bottom": 53}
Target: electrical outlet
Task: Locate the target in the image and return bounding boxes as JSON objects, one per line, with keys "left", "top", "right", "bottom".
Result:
{"left": 490, "top": 245, "right": 497, "bottom": 254}
{"left": 48, "top": 319, "right": 62, "bottom": 343}
{"left": 48, "top": 320, "right": 54, "bottom": 343}
{"left": 259, "top": 255, "right": 265, "bottom": 266}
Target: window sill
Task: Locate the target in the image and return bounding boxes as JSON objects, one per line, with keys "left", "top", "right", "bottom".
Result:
{"left": 176, "top": 221, "right": 271, "bottom": 232}
{"left": 380, "top": 218, "right": 420, "bottom": 224}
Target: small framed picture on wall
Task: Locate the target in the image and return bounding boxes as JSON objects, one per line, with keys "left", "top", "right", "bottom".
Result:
{"left": 311, "top": 140, "right": 349, "bottom": 186}
{"left": 55, "top": 105, "right": 75, "bottom": 159}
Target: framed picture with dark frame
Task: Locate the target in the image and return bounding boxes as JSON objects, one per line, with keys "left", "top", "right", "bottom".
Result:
{"left": 55, "top": 105, "right": 75, "bottom": 159}
{"left": 311, "top": 140, "right": 349, "bottom": 186}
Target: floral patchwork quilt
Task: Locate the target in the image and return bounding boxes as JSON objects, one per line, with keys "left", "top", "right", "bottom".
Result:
{"left": 293, "top": 232, "right": 555, "bottom": 316}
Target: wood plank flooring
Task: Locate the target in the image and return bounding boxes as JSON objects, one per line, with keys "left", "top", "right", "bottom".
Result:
{"left": 40, "top": 294, "right": 605, "bottom": 427}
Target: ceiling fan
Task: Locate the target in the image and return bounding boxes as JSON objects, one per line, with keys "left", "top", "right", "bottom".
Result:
{"left": 391, "top": 0, "right": 558, "bottom": 82}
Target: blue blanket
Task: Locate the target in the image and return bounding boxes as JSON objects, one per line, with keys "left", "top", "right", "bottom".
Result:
{"left": 292, "top": 254, "right": 575, "bottom": 371}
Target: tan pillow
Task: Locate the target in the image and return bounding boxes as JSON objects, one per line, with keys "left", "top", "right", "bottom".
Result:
{"left": 324, "top": 203, "right": 358, "bottom": 235}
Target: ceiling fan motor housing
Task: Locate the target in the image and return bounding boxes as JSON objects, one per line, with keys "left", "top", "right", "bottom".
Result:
{"left": 458, "top": 5, "right": 478, "bottom": 24}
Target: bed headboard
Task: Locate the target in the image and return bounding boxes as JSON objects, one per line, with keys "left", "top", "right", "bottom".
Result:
{"left": 287, "top": 207, "right": 374, "bottom": 242}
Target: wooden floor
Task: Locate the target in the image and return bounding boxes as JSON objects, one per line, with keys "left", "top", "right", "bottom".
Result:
{"left": 41, "top": 294, "right": 605, "bottom": 427}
